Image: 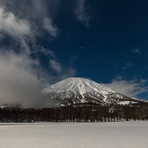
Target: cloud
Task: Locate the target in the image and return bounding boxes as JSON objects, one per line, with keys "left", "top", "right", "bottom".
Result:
{"left": 31, "top": 0, "right": 61, "bottom": 19}
{"left": 48, "top": 58, "right": 76, "bottom": 83}
{"left": 102, "top": 79, "right": 148, "bottom": 98}
{"left": 123, "top": 61, "right": 134, "bottom": 69}
{"left": 133, "top": 48, "right": 140, "bottom": 54}
{"left": 0, "top": 50, "right": 76, "bottom": 108}
{"left": 0, "top": 7, "right": 32, "bottom": 39}
{"left": 0, "top": 51, "right": 44, "bottom": 108}
{"left": 0, "top": 0, "right": 47, "bottom": 19}
{"left": 0, "top": 32, "right": 4, "bottom": 41}
{"left": 0, "top": 49, "right": 76, "bottom": 108}
{"left": 0, "top": 7, "right": 36, "bottom": 54}
{"left": 74, "top": 0, "right": 90, "bottom": 26}
{"left": 43, "top": 18, "right": 59, "bottom": 37}
{"left": 0, "top": 1, "right": 60, "bottom": 39}
{"left": 0, "top": 1, "right": 77, "bottom": 108}
{"left": 60, "top": 68, "right": 76, "bottom": 80}
{"left": 49, "top": 59, "right": 62, "bottom": 73}
{"left": 0, "top": 2, "right": 60, "bottom": 59}
{"left": 31, "top": 0, "right": 47, "bottom": 18}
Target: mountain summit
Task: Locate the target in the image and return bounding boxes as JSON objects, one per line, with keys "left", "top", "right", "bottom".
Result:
{"left": 43, "top": 77, "right": 145, "bottom": 107}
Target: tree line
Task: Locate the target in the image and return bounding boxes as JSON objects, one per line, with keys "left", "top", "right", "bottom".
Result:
{"left": 0, "top": 102, "right": 148, "bottom": 122}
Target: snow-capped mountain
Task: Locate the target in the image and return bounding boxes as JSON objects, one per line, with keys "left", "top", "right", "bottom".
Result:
{"left": 43, "top": 77, "right": 146, "bottom": 107}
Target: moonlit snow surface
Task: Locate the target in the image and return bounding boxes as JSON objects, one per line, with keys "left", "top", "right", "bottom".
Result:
{"left": 0, "top": 121, "right": 148, "bottom": 148}
{"left": 44, "top": 77, "right": 115, "bottom": 96}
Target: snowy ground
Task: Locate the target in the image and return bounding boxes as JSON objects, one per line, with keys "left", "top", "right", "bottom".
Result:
{"left": 0, "top": 121, "right": 148, "bottom": 148}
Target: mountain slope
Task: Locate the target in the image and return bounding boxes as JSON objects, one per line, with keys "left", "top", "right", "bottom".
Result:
{"left": 43, "top": 77, "right": 146, "bottom": 107}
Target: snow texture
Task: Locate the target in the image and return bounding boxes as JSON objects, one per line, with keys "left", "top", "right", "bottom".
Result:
{"left": 0, "top": 121, "right": 148, "bottom": 148}
{"left": 43, "top": 77, "right": 144, "bottom": 106}
{"left": 44, "top": 77, "right": 115, "bottom": 96}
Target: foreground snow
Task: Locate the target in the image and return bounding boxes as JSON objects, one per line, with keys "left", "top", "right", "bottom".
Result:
{"left": 0, "top": 121, "right": 148, "bottom": 148}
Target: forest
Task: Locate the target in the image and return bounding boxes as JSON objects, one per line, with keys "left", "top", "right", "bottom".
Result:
{"left": 0, "top": 102, "right": 148, "bottom": 122}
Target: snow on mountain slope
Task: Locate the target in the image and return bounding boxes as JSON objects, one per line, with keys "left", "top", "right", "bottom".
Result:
{"left": 43, "top": 77, "right": 145, "bottom": 106}
{"left": 44, "top": 77, "right": 115, "bottom": 96}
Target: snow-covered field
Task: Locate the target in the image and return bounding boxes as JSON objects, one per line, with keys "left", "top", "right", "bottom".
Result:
{"left": 0, "top": 121, "right": 148, "bottom": 148}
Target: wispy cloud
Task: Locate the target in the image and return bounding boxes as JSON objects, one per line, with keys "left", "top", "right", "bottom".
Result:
{"left": 123, "top": 61, "right": 134, "bottom": 69}
{"left": 48, "top": 58, "right": 76, "bottom": 84}
{"left": 102, "top": 78, "right": 148, "bottom": 98}
{"left": 0, "top": 1, "right": 76, "bottom": 107}
{"left": 0, "top": 0, "right": 60, "bottom": 39}
{"left": 0, "top": 8, "right": 32, "bottom": 39}
{"left": 74, "top": 0, "right": 90, "bottom": 26}
{"left": 49, "top": 59, "right": 62, "bottom": 73}
{"left": 133, "top": 48, "right": 140, "bottom": 54}
{"left": 43, "top": 18, "right": 59, "bottom": 37}
{"left": 0, "top": 6, "right": 35, "bottom": 54}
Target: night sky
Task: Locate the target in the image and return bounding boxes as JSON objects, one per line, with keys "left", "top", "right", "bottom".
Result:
{"left": 52, "top": 0, "right": 148, "bottom": 82}
{"left": 0, "top": 0, "right": 148, "bottom": 107}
